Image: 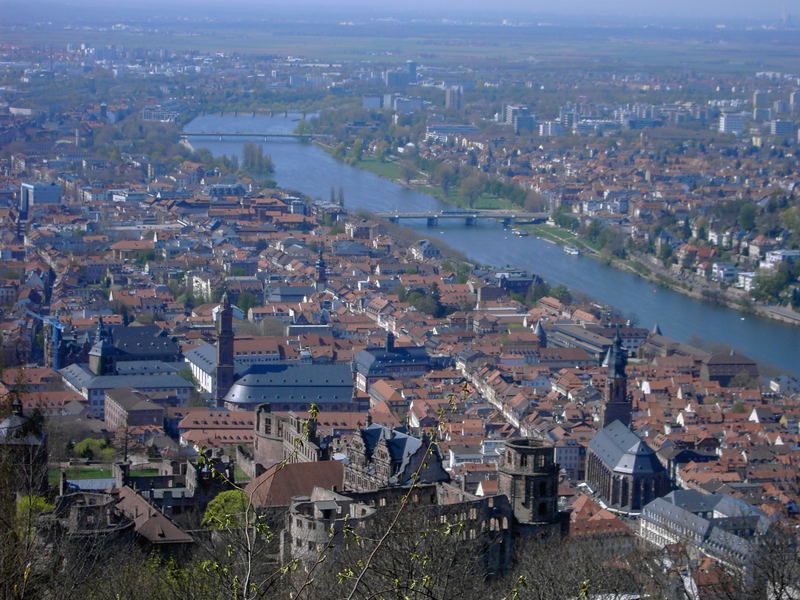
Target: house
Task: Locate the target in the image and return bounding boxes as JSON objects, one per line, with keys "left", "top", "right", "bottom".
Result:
{"left": 639, "top": 490, "right": 770, "bottom": 571}
{"left": 352, "top": 332, "right": 432, "bottom": 392}
{"left": 104, "top": 388, "right": 165, "bottom": 431}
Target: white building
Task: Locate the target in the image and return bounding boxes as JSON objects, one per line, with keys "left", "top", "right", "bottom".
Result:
{"left": 20, "top": 181, "right": 61, "bottom": 213}
{"left": 719, "top": 112, "right": 746, "bottom": 135}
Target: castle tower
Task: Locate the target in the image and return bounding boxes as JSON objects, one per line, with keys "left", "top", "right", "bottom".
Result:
{"left": 215, "top": 293, "right": 235, "bottom": 407}
{"left": 601, "top": 333, "right": 631, "bottom": 428}
{"left": 497, "top": 438, "right": 560, "bottom": 527}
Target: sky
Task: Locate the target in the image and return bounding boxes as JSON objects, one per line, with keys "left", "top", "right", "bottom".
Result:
{"left": 5, "top": 0, "right": 796, "bottom": 22}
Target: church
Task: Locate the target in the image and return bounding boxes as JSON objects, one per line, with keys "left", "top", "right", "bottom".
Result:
{"left": 585, "top": 334, "right": 670, "bottom": 514}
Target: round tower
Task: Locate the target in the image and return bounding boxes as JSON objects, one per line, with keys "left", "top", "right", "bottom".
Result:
{"left": 497, "top": 438, "right": 559, "bottom": 526}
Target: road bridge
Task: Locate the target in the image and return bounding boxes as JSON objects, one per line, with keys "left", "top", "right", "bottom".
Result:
{"left": 374, "top": 209, "right": 549, "bottom": 227}
{"left": 181, "top": 132, "right": 329, "bottom": 141}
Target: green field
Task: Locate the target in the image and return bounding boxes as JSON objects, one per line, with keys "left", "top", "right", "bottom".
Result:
{"left": 6, "top": 22, "right": 800, "bottom": 72}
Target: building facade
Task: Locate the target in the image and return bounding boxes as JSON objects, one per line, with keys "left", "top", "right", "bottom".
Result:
{"left": 338, "top": 423, "right": 450, "bottom": 492}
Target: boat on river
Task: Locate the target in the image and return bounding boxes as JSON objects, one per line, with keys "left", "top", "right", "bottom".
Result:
{"left": 564, "top": 245, "right": 580, "bottom": 255}
{"left": 511, "top": 228, "right": 529, "bottom": 237}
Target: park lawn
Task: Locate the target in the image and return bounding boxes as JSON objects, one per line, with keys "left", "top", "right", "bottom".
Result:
{"left": 48, "top": 467, "right": 112, "bottom": 486}
{"left": 47, "top": 467, "right": 160, "bottom": 486}
{"left": 234, "top": 466, "right": 251, "bottom": 483}
{"left": 354, "top": 157, "right": 403, "bottom": 180}
{"left": 472, "top": 194, "right": 516, "bottom": 210}
{"left": 131, "top": 469, "right": 160, "bottom": 477}
{"left": 526, "top": 224, "right": 575, "bottom": 245}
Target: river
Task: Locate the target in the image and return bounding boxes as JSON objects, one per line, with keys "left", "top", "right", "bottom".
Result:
{"left": 184, "top": 114, "right": 800, "bottom": 375}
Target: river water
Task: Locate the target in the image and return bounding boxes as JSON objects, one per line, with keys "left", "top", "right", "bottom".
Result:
{"left": 184, "top": 114, "right": 800, "bottom": 375}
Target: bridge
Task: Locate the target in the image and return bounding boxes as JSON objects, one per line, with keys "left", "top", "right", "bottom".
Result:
{"left": 181, "top": 132, "right": 330, "bottom": 141}
{"left": 374, "top": 209, "right": 549, "bottom": 227}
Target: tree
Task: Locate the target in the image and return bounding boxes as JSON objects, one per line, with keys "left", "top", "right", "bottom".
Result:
{"left": 459, "top": 175, "right": 484, "bottom": 208}
{"left": 202, "top": 489, "right": 250, "bottom": 528}
{"left": 16, "top": 495, "right": 54, "bottom": 530}
{"left": 730, "top": 371, "right": 759, "bottom": 390}
{"left": 401, "top": 161, "right": 416, "bottom": 184}
{"left": 349, "top": 138, "right": 364, "bottom": 162}
{"left": 550, "top": 285, "right": 572, "bottom": 305}
{"left": 237, "top": 292, "right": 256, "bottom": 316}
{"left": 73, "top": 437, "right": 115, "bottom": 461}
{"left": 738, "top": 203, "right": 756, "bottom": 231}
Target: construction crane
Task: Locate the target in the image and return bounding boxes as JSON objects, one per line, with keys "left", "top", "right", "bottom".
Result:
{"left": 25, "top": 310, "right": 65, "bottom": 369}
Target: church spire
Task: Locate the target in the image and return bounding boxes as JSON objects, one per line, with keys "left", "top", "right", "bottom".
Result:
{"left": 603, "top": 332, "right": 627, "bottom": 379}
{"left": 215, "top": 291, "right": 235, "bottom": 408}
{"left": 601, "top": 332, "right": 631, "bottom": 429}
{"left": 533, "top": 319, "right": 547, "bottom": 348}
{"left": 315, "top": 245, "right": 327, "bottom": 290}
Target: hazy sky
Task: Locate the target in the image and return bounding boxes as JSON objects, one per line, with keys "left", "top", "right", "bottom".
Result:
{"left": 8, "top": 0, "right": 798, "bottom": 21}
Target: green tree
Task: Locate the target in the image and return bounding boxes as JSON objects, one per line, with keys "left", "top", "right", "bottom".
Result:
{"left": 738, "top": 203, "right": 756, "bottom": 231}
{"left": 73, "top": 438, "right": 115, "bottom": 461}
{"left": 16, "top": 495, "right": 54, "bottom": 527}
{"left": 349, "top": 138, "right": 364, "bottom": 162}
{"left": 459, "top": 175, "right": 484, "bottom": 208}
{"left": 202, "top": 489, "right": 250, "bottom": 528}
{"left": 550, "top": 285, "right": 572, "bottom": 305}
{"left": 237, "top": 292, "right": 256, "bottom": 315}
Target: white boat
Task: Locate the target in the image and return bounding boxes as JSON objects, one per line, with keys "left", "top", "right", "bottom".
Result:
{"left": 511, "top": 228, "right": 529, "bottom": 237}
{"left": 564, "top": 245, "right": 580, "bottom": 255}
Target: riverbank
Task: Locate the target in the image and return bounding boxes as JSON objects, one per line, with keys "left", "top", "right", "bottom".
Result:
{"left": 334, "top": 148, "right": 800, "bottom": 328}
{"left": 521, "top": 222, "right": 800, "bottom": 327}
{"left": 321, "top": 149, "right": 519, "bottom": 211}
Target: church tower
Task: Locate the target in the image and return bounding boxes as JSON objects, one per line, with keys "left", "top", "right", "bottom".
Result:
{"left": 601, "top": 333, "right": 631, "bottom": 428}
{"left": 315, "top": 246, "right": 327, "bottom": 291}
{"left": 88, "top": 318, "right": 113, "bottom": 376}
{"left": 215, "top": 293, "right": 235, "bottom": 407}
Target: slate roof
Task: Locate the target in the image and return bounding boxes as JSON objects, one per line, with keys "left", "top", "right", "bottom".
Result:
{"left": 353, "top": 345, "right": 431, "bottom": 377}
{"left": 588, "top": 420, "right": 664, "bottom": 475}
{"left": 66, "top": 478, "right": 117, "bottom": 491}
{"left": 0, "top": 413, "right": 46, "bottom": 445}
{"left": 60, "top": 363, "right": 194, "bottom": 392}
{"left": 108, "top": 325, "right": 179, "bottom": 357}
{"left": 642, "top": 490, "right": 770, "bottom": 560}
{"left": 113, "top": 361, "right": 180, "bottom": 376}
{"left": 183, "top": 343, "right": 216, "bottom": 375}
{"left": 224, "top": 363, "right": 353, "bottom": 407}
